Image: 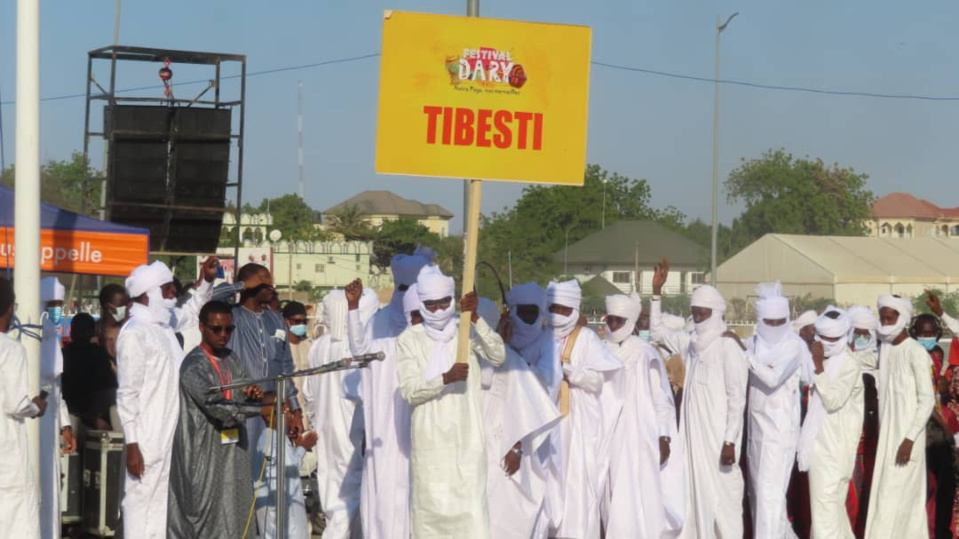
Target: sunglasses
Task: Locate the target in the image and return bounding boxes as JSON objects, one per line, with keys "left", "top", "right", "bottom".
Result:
{"left": 206, "top": 325, "right": 236, "bottom": 335}
{"left": 423, "top": 297, "right": 452, "bottom": 309}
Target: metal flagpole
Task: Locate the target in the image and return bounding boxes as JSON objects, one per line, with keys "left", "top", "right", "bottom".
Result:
{"left": 15, "top": 0, "right": 43, "bottom": 485}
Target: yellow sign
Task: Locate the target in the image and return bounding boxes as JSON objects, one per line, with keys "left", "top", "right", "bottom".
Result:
{"left": 375, "top": 11, "right": 591, "bottom": 186}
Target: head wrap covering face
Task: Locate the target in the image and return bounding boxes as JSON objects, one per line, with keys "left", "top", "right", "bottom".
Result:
{"left": 815, "top": 306, "right": 851, "bottom": 357}
{"left": 546, "top": 280, "right": 581, "bottom": 339}
{"left": 507, "top": 283, "right": 545, "bottom": 350}
{"left": 322, "top": 290, "right": 348, "bottom": 342}
{"left": 417, "top": 266, "right": 457, "bottom": 341}
{"left": 791, "top": 310, "right": 818, "bottom": 333}
{"left": 403, "top": 283, "right": 421, "bottom": 318}
{"left": 605, "top": 294, "right": 641, "bottom": 344}
{"left": 690, "top": 285, "right": 727, "bottom": 353}
{"left": 125, "top": 260, "right": 174, "bottom": 299}
{"left": 40, "top": 277, "right": 65, "bottom": 305}
{"left": 391, "top": 253, "right": 432, "bottom": 288}
{"left": 846, "top": 305, "right": 878, "bottom": 350}
{"left": 754, "top": 282, "right": 791, "bottom": 345}
{"left": 877, "top": 295, "right": 913, "bottom": 343}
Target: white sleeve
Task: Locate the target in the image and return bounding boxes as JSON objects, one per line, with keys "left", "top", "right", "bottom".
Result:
{"left": 115, "top": 329, "right": 145, "bottom": 444}
{"left": 2, "top": 344, "right": 40, "bottom": 419}
{"left": 722, "top": 339, "right": 748, "bottom": 445}
{"left": 471, "top": 318, "right": 506, "bottom": 367}
{"left": 647, "top": 355, "right": 674, "bottom": 436}
{"left": 942, "top": 313, "right": 959, "bottom": 336}
{"left": 173, "top": 280, "right": 213, "bottom": 333}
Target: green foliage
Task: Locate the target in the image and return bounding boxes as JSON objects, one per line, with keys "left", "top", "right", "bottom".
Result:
{"left": 724, "top": 149, "right": 875, "bottom": 254}
{"left": 371, "top": 219, "right": 440, "bottom": 271}
{"left": 661, "top": 294, "right": 691, "bottom": 319}
{"left": 1, "top": 152, "right": 103, "bottom": 215}
{"left": 256, "top": 194, "right": 317, "bottom": 241}
{"left": 294, "top": 280, "right": 313, "bottom": 293}
{"left": 791, "top": 293, "right": 835, "bottom": 317}
{"left": 327, "top": 204, "right": 372, "bottom": 241}
{"left": 913, "top": 289, "right": 959, "bottom": 317}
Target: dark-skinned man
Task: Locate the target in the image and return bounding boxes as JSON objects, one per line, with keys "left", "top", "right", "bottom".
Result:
{"left": 0, "top": 276, "right": 48, "bottom": 538}
{"left": 649, "top": 259, "right": 748, "bottom": 539}
{"left": 167, "top": 301, "right": 265, "bottom": 537}
{"left": 115, "top": 257, "right": 226, "bottom": 538}
{"left": 864, "top": 295, "right": 935, "bottom": 538}
{"left": 395, "top": 265, "right": 506, "bottom": 538}
{"left": 602, "top": 293, "right": 680, "bottom": 537}
{"left": 228, "top": 263, "right": 305, "bottom": 486}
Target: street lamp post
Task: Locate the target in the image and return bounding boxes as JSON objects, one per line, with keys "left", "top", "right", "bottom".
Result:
{"left": 601, "top": 178, "right": 608, "bottom": 229}
{"left": 710, "top": 12, "right": 738, "bottom": 287}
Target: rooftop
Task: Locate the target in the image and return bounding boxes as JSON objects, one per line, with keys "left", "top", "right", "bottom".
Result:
{"left": 325, "top": 190, "right": 454, "bottom": 219}
{"left": 554, "top": 221, "right": 706, "bottom": 267}
{"left": 872, "top": 193, "right": 959, "bottom": 220}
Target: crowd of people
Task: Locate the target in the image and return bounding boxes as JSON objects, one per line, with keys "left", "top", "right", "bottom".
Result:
{"left": 1, "top": 249, "right": 958, "bottom": 539}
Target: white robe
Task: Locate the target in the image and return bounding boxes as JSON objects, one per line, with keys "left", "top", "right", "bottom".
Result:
{"left": 39, "top": 319, "right": 71, "bottom": 539}
{"left": 345, "top": 310, "right": 412, "bottom": 539}
{"left": 678, "top": 337, "right": 748, "bottom": 539}
{"left": 479, "top": 345, "right": 561, "bottom": 539}
{"left": 254, "top": 428, "right": 310, "bottom": 539}
{"left": 604, "top": 336, "right": 683, "bottom": 538}
{"left": 115, "top": 303, "right": 186, "bottom": 539}
{"left": 396, "top": 318, "right": 506, "bottom": 539}
{"left": 864, "top": 339, "right": 936, "bottom": 539}
{"left": 539, "top": 328, "right": 623, "bottom": 539}
{"left": 807, "top": 349, "right": 864, "bottom": 539}
{"left": 745, "top": 334, "right": 806, "bottom": 539}
{"left": 301, "top": 335, "right": 363, "bottom": 539}
{"left": 0, "top": 333, "right": 41, "bottom": 539}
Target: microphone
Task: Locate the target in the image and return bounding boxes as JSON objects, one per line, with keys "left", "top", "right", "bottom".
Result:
{"left": 346, "top": 352, "right": 386, "bottom": 363}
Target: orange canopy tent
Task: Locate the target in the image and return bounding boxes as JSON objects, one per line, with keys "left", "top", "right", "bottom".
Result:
{"left": 0, "top": 185, "right": 149, "bottom": 276}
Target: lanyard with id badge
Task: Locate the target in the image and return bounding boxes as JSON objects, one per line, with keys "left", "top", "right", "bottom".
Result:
{"left": 202, "top": 344, "right": 241, "bottom": 445}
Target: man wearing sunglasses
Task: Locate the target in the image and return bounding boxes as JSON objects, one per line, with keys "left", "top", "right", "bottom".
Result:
{"left": 168, "top": 300, "right": 264, "bottom": 537}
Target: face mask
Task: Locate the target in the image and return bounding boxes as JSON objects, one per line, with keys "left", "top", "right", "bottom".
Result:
{"left": 918, "top": 337, "right": 938, "bottom": 352}
{"left": 854, "top": 335, "right": 871, "bottom": 351}
{"left": 549, "top": 310, "right": 578, "bottom": 339}
{"left": 46, "top": 306, "right": 63, "bottom": 326}
{"left": 638, "top": 329, "right": 651, "bottom": 342}
{"left": 289, "top": 324, "right": 308, "bottom": 338}
{"left": 111, "top": 305, "right": 127, "bottom": 323}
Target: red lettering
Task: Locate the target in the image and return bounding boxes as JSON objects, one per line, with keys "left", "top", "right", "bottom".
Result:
{"left": 454, "top": 108, "right": 475, "bottom": 146}
{"left": 493, "top": 110, "right": 512, "bottom": 149}
{"left": 514, "top": 112, "right": 533, "bottom": 150}
{"left": 442, "top": 106, "right": 453, "bottom": 145}
{"left": 532, "top": 113, "right": 544, "bottom": 151}
{"left": 476, "top": 109, "right": 493, "bottom": 148}
{"left": 423, "top": 106, "right": 442, "bottom": 144}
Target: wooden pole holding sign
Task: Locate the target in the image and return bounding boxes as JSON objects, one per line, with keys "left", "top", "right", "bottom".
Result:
{"left": 455, "top": 179, "right": 483, "bottom": 363}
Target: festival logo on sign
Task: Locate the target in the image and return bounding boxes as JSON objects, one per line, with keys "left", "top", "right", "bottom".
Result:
{"left": 445, "top": 47, "right": 527, "bottom": 90}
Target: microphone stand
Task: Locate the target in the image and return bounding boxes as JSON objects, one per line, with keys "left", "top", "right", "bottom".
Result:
{"left": 208, "top": 358, "right": 369, "bottom": 537}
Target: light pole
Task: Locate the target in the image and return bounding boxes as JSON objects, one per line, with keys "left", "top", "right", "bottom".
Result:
{"left": 601, "top": 178, "right": 608, "bottom": 229}
{"left": 710, "top": 12, "right": 738, "bottom": 287}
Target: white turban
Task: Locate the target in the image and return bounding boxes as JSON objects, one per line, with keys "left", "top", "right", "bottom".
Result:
{"left": 391, "top": 253, "right": 432, "bottom": 288}
{"left": 846, "top": 305, "right": 878, "bottom": 350}
{"left": 815, "top": 306, "right": 850, "bottom": 339}
{"left": 754, "top": 281, "right": 790, "bottom": 345}
{"left": 126, "top": 260, "right": 174, "bottom": 299}
{"left": 690, "top": 285, "right": 726, "bottom": 313}
{"left": 416, "top": 265, "right": 455, "bottom": 302}
{"left": 322, "top": 290, "right": 348, "bottom": 342}
{"left": 605, "top": 294, "right": 641, "bottom": 344}
{"left": 791, "top": 310, "right": 818, "bottom": 333}
{"left": 546, "top": 280, "right": 582, "bottom": 311}
{"left": 506, "top": 282, "right": 546, "bottom": 310}
{"left": 416, "top": 266, "right": 456, "bottom": 341}
{"left": 877, "top": 295, "right": 912, "bottom": 343}
{"left": 40, "top": 277, "right": 65, "bottom": 304}
{"left": 477, "top": 297, "right": 501, "bottom": 329}
{"left": 403, "top": 283, "right": 421, "bottom": 316}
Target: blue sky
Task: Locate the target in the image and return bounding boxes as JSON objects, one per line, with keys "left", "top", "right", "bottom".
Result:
{"left": 2, "top": 1, "right": 957, "bottom": 233}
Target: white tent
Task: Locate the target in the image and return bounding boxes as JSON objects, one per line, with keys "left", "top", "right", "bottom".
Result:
{"left": 714, "top": 234, "right": 959, "bottom": 308}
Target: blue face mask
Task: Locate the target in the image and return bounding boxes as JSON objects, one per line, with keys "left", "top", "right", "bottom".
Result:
{"left": 638, "top": 330, "right": 651, "bottom": 342}
{"left": 854, "top": 335, "right": 871, "bottom": 351}
{"left": 918, "top": 337, "right": 938, "bottom": 352}
{"left": 46, "top": 306, "right": 63, "bottom": 326}
{"left": 289, "top": 324, "right": 308, "bottom": 338}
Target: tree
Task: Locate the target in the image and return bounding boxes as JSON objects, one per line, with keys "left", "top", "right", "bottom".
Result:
{"left": 372, "top": 219, "right": 442, "bottom": 271}
{"left": 256, "top": 194, "right": 317, "bottom": 241}
{"left": 724, "top": 149, "right": 875, "bottom": 254}
{"left": 2, "top": 152, "right": 103, "bottom": 215}
{"left": 294, "top": 280, "right": 314, "bottom": 293}
{"left": 327, "top": 204, "right": 372, "bottom": 241}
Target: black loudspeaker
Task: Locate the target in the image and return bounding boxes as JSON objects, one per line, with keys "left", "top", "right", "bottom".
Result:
{"left": 105, "top": 105, "right": 231, "bottom": 253}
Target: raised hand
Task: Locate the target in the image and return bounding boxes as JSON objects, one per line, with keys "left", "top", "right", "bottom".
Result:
{"left": 926, "top": 290, "right": 944, "bottom": 317}
{"left": 345, "top": 279, "right": 364, "bottom": 310}
{"left": 200, "top": 257, "right": 220, "bottom": 283}
{"left": 652, "top": 258, "right": 669, "bottom": 296}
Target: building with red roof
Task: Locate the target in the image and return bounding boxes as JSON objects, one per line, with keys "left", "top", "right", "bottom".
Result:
{"left": 867, "top": 193, "right": 959, "bottom": 239}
